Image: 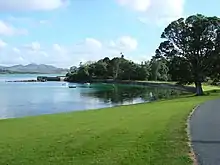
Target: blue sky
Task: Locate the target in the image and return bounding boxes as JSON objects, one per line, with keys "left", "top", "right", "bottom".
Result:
{"left": 0, "top": 0, "right": 219, "bottom": 68}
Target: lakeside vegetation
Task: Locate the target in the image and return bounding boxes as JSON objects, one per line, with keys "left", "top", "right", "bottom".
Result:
{"left": 66, "top": 14, "right": 220, "bottom": 96}
{"left": 82, "top": 84, "right": 191, "bottom": 104}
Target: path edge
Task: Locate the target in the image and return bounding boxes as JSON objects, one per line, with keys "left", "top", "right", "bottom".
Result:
{"left": 186, "top": 105, "right": 199, "bottom": 165}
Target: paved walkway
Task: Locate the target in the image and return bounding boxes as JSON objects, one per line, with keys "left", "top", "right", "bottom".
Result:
{"left": 190, "top": 99, "right": 220, "bottom": 165}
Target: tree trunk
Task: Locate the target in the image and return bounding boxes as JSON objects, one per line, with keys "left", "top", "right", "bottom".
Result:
{"left": 195, "top": 81, "right": 204, "bottom": 96}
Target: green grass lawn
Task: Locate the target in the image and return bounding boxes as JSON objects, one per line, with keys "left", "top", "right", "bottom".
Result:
{"left": 199, "top": 84, "right": 220, "bottom": 91}
{"left": 0, "top": 89, "right": 219, "bottom": 165}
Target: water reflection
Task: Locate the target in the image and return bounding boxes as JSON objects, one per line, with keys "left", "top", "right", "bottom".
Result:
{"left": 81, "top": 83, "right": 190, "bottom": 104}
{"left": 0, "top": 80, "right": 190, "bottom": 119}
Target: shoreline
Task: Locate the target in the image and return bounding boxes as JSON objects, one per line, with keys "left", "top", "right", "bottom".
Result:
{"left": 6, "top": 77, "right": 196, "bottom": 93}
{"left": 90, "top": 79, "right": 196, "bottom": 93}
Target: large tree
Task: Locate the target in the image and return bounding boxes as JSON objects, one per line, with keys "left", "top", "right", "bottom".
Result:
{"left": 149, "top": 58, "right": 169, "bottom": 81}
{"left": 149, "top": 58, "right": 160, "bottom": 81}
{"left": 155, "top": 14, "right": 220, "bottom": 95}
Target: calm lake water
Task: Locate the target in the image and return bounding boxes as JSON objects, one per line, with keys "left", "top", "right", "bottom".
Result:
{"left": 0, "top": 74, "right": 189, "bottom": 119}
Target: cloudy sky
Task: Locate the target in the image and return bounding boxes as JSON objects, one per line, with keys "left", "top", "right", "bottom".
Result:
{"left": 0, "top": 0, "right": 219, "bottom": 68}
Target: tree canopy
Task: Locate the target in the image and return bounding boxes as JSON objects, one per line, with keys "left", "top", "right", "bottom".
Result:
{"left": 155, "top": 14, "right": 220, "bottom": 95}
{"left": 66, "top": 55, "right": 171, "bottom": 83}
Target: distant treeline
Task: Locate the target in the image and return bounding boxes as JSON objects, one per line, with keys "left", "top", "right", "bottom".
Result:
{"left": 66, "top": 55, "right": 170, "bottom": 82}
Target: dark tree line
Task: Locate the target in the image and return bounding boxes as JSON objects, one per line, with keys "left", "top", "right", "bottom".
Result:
{"left": 66, "top": 55, "right": 169, "bottom": 82}
{"left": 66, "top": 14, "right": 220, "bottom": 96}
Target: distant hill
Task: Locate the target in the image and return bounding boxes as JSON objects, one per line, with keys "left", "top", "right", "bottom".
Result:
{"left": 0, "top": 64, "right": 69, "bottom": 74}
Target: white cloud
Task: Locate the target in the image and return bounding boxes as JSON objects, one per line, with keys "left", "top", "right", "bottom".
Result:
{"left": 109, "top": 36, "right": 138, "bottom": 52}
{"left": 8, "top": 16, "right": 30, "bottom": 22}
{"left": 23, "top": 42, "right": 41, "bottom": 52}
{"left": 12, "top": 47, "right": 20, "bottom": 53}
{"left": 117, "top": 0, "right": 185, "bottom": 25}
{"left": 85, "top": 38, "right": 102, "bottom": 49}
{"left": 39, "top": 51, "right": 49, "bottom": 57}
{"left": 52, "top": 44, "right": 68, "bottom": 56}
{"left": 117, "top": 0, "right": 151, "bottom": 12}
{"left": 0, "top": 20, "right": 28, "bottom": 36}
{"left": 53, "top": 44, "right": 62, "bottom": 52}
{"left": 0, "top": 36, "right": 141, "bottom": 68}
{"left": 0, "top": 48, "right": 27, "bottom": 65}
{"left": 71, "top": 38, "right": 103, "bottom": 55}
{"left": 7, "top": 16, "right": 51, "bottom": 28}
{"left": 129, "top": 54, "right": 153, "bottom": 64}
{"left": 0, "top": 0, "right": 68, "bottom": 11}
{"left": 0, "top": 40, "right": 7, "bottom": 49}
{"left": 39, "top": 20, "right": 50, "bottom": 24}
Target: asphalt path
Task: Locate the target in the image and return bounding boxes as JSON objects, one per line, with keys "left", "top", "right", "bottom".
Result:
{"left": 190, "top": 99, "right": 220, "bottom": 165}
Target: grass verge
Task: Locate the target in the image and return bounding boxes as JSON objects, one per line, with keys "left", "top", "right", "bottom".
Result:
{"left": 0, "top": 90, "right": 219, "bottom": 165}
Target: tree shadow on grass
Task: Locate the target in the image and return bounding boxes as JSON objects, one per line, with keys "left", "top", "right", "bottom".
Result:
{"left": 205, "top": 89, "right": 220, "bottom": 95}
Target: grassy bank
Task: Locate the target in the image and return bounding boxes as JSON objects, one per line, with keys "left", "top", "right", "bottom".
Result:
{"left": 0, "top": 89, "right": 219, "bottom": 165}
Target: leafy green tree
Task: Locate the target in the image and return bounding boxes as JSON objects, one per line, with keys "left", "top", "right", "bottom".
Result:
{"left": 133, "top": 64, "right": 149, "bottom": 80}
{"left": 93, "top": 61, "right": 108, "bottom": 78}
{"left": 69, "top": 66, "right": 78, "bottom": 73}
{"left": 155, "top": 14, "right": 220, "bottom": 95}
{"left": 77, "top": 65, "right": 90, "bottom": 82}
{"left": 66, "top": 56, "right": 152, "bottom": 82}
{"left": 110, "top": 57, "right": 121, "bottom": 80}
{"left": 117, "top": 59, "right": 132, "bottom": 80}
{"left": 157, "top": 59, "right": 169, "bottom": 81}
{"left": 142, "top": 61, "right": 151, "bottom": 80}
{"left": 167, "top": 56, "right": 193, "bottom": 84}
{"left": 149, "top": 58, "right": 160, "bottom": 81}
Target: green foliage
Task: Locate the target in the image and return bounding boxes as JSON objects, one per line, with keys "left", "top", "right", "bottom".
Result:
{"left": 66, "top": 56, "right": 151, "bottom": 82}
{"left": 66, "top": 65, "right": 90, "bottom": 82}
{"left": 167, "top": 57, "right": 193, "bottom": 85}
{"left": 149, "top": 58, "right": 169, "bottom": 81}
{"left": 149, "top": 58, "right": 159, "bottom": 81}
{"left": 155, "top": 14, "right": 220, "bottom": 95}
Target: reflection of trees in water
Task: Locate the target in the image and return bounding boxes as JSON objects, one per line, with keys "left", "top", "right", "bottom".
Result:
{"left": 140, "top": 87, "right": 188, "bottom": 101}
{"left": 81, "top": 84, "right": 189, "bottom": 104}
